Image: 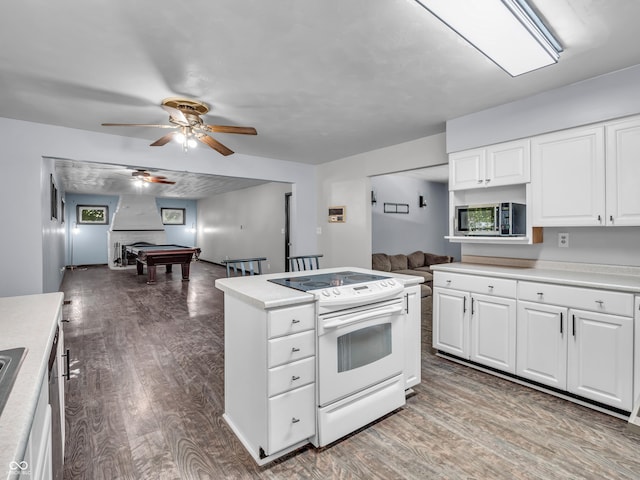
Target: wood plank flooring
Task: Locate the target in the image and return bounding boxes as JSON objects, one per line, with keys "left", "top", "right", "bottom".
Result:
{"left": 60, "top": 262, "right": 640, "bottom": 479}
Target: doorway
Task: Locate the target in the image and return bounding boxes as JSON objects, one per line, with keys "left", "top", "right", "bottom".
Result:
{"left": 284, "top": 192, "right": 292, "bottom": 272}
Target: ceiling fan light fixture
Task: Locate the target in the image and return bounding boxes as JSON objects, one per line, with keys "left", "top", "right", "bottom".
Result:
{"left": 187, "top": 138, "right": 197, "bottom": 149}
{"left": 174, "top": 132, "right": 186, "bottom": 144}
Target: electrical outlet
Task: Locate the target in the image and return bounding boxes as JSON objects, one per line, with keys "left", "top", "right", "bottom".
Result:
{"left": 558, "top": 232, "right": 569, "bottom": 248}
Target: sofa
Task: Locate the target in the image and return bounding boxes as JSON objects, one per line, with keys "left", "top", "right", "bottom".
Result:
{"left": 372, "top": 251, "right": 454, "bottom": 297}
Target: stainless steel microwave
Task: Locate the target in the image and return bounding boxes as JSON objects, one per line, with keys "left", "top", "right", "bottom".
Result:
{"left": 455, "top": 202, "right": 526, "bottom": 236}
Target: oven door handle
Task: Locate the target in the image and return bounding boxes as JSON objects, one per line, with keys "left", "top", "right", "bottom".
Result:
{"left": 322, "top": 303, "right": 404, "bottom": 329}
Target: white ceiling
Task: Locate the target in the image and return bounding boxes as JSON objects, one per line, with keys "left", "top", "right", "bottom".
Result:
{"left": 4, "top": 0, "right": 640, "bottom": 196}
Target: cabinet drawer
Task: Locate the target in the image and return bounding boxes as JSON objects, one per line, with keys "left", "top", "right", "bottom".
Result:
{"left": 434, "top": 272, "right": 516, "bottom": 297}
{"left": 268, "top": 330, "right": 315, "bottom": 367}
{"left": 268, "top": 304, "right": 315, "bottom": 339}
{"left": 518, "top": 281, "right": 634, "bottom": 317}
{"left": 268, "top": 383, "right": 315, "bottom": 454}
{"left": 268, "top": 356, "right": 315, "bottom": 397}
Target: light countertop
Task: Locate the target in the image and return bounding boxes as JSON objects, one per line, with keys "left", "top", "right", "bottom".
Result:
{"left": 214, "top": 267, "right": 422, "bottom": 309}
{"left": 430, "top": 263, "right": 640, "bottom": 293}
{"left": 0, "top": 292, "right": 64, "bottom": 479}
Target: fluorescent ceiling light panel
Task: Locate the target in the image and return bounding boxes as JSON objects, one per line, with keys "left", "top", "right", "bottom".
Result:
{"left": 415, "top": 0, "right": 562, "bottom": 76}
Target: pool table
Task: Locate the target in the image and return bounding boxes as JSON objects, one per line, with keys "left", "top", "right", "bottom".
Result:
{"left": 124, "top": 243, "right": 201, "bottom": 284}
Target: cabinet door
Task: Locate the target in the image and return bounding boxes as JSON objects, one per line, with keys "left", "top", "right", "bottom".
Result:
{"left": 449, "top": 148, "right": 485, "bottom": 191}
{"left": 567, "top": 309, "right": 633, "bottom": 411}
{"left": 403, "top": 286, "right": 421, "bottom": 389}
{"left": 486, "top": 139, "right": 530, "bottom": 187}
{"left": 432, "top": 287, "right": 469, "bottom": 358}
{"left": 470, "top": 294, "right": 516, "bottom": 374}
{"left": 531, "top": 126, "right": 605, "bottom": 226}
{"left": 605, "top": 118, "right": 640, "bottom": 226}
{"left": 516, "top": 301, "right": 567, "bottom": 389}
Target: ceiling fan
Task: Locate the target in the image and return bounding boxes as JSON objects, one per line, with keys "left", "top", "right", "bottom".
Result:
{"left": 102, "top": 97, "right": 257, "bottom": 156}
{"left": 131, "top": 169, "right": 176, "bottom": 185}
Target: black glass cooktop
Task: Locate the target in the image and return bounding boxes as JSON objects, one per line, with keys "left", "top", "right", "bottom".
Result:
{"left": 269, "top": 270, "right": 391, "bottom": 292}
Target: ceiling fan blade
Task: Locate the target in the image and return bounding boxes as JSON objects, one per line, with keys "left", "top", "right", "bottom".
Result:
{"left": 203, "top": 125, "right": 257, "bottom": 135}
{"left": 196, "top": 133, "right": 234, "bottom": 156}
{"left": 143, "top": 177, "right": 176, "bottom": 184}
{"left": 102, "top": 123, "right": 175, "bottom": 128}
{"left": 162, "top": 105, "right": 189, "bottom": 126}
{"left": 150, "top": 132, "right": 177, "bottom": 146}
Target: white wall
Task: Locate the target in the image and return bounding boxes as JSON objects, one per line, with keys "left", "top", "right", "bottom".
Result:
{"left": 447, "top": 64, "right": 640, "bottom": 153}
{"left": 0, "top": 117, "right": 317, "bottom": 297}
{"left": 316, "top": 134, "right": 448, "bottom": 268}
{"left": 371, "top": 175, "right": 458, "bottom": 259}
{"left": 197, "top": 182, "right": 292, "bottom": 273}
{"left": 41, "top": 157, "right": 65, "bottom": 294}
{"left": 446, "top": 65, "right": 640, "bottom": 267}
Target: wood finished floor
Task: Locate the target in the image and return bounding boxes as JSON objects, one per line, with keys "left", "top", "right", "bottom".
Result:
{"left": 60, "top": 262, "right": 640, "bottom": 480}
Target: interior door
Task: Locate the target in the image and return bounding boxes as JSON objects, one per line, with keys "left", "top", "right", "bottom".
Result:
{"left": 284, "top": 192, "right": 292, "bottom": 272}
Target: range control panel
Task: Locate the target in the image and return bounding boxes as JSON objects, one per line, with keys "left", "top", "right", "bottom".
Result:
{"left": 314, "top": 279, "right": 404, "bottom": 306}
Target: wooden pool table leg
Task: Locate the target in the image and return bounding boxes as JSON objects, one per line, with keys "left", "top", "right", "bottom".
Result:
{"left": 147, "top": 265, "right": 157, "bottom": 284}
{"left": 166, "top": 264, "right": 173, "bottom": 273}
{"left": 181, "top": 263, "right": 191, "bottom": 281}
{"left": 136, "top": 261, "right": 144, "bottom": 275}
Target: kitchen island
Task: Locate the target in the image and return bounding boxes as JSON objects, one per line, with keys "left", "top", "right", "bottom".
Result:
{"left": 0, "top": 292, "right": 64, "bottom": 480}
{"left": 215, "top": 267, "right": 422, "bottom": 465}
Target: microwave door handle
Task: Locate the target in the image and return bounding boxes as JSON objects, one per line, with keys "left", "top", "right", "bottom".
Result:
{"left": 495, "top": 206, "right": 500, "bottom": 232}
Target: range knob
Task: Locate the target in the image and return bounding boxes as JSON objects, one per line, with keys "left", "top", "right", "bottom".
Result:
{"left": 322, "top": 290, "right": 330, "bottom": 297}
{"left": 332, "top": 288, "right": 341, "bottom": 295}
{"left": 380, "top": 281, "right": 387, "bottom": 287}
{"left": 388, "top": 279, "right": 396, "bottom": 286}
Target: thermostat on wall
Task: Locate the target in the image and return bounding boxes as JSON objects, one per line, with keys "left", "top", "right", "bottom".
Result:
{"left": 328, "top": 206, "right": 346, "bottom": 223}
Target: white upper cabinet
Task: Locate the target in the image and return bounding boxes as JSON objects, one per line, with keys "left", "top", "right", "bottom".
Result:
{"left": 449, "top": 139, "right": 530, "bottom": 191}
{"left": 531, "top": 116, "right": 640, "bottom": 227}
{"left": 531, "top": 125, "right": 606, "bottom": 226}
{"left": 605, "top": 117, "right": 640, "bottom": 226}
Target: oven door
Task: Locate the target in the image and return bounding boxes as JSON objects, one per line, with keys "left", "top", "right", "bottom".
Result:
{"left": 318, "top": 297, "right": 405, "bottom": 407}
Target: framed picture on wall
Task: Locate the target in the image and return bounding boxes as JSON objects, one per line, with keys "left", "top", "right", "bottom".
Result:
{"left": 77, "top": 205, "right": 109, "bottom": 225}
{"left": 161, "top": 208, "right": 185, "bottom": 225}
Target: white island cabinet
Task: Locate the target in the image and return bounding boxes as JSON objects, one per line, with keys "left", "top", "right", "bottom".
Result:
{"left": 222, "top": 292, "right": 316, "bottom": 465}
{"left": 216, "top": 267, "right": 422, "bottom": 465}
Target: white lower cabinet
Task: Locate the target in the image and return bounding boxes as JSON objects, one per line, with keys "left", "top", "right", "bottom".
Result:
{"left": 433, "top": 270, "right": 637, "bottom": 414}
{"left": 404, "top": 285, "right": 422, "bottom": 389}
{"left": 516, "top": 301, "right": 567, "bottom": 389}
{"left": 223, "top": 297, "right": 316, "bottom": 465}
{"left": 23, "top": 373, "right": 52, "bottom": 480}
{"left": 268, "top": 383, "right": 315, "bottom": 454}
{"left": 517, "top": 281, "right": 634, "bottom": 411}
{"left": 433, "top": 272, "right": 517, "bottom": 374}
{"left": 568, "top": 308, "right": 633, "bottom": 410}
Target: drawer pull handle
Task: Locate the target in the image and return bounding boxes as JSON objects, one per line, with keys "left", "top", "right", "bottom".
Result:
{"left": 595, "top": 300, "right": 604, "bottom": 306}
{"left": 446, "top": 280, "right": 451, "bottom": 285}
{"left": 292, "top": 375, "right": 300, "bottom": 381}
{"left": 537, "top": 292, "right": 544, "bottom": 296}
{"left": 488, "top": 285, "right": 494, "bottom": 290}
{"left": 292, "top": 417, "right": 300, "bottom": 424}
{"left": 291, "top": 319, "right": 300, "bottom": 324}
{"left": 291, "top": 347, "right": 300, "bottom": 352}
